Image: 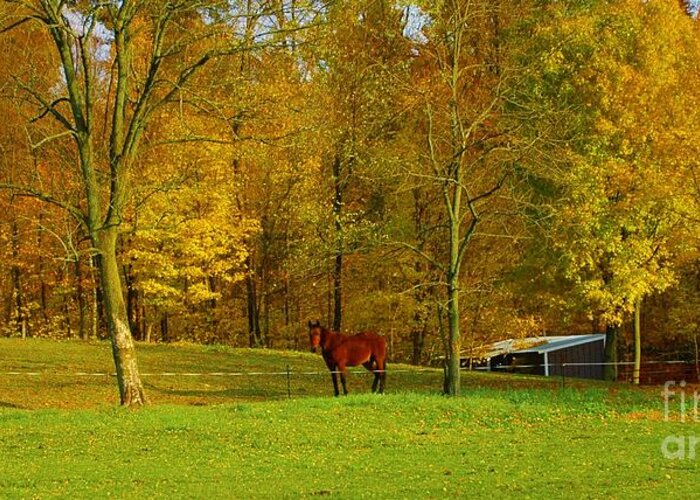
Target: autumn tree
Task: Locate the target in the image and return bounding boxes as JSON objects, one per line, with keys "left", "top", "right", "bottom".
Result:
{"left": 0, "top": 3, "right": 88, "bottom": 340}
{"left": 125, "top": 133, "right": 257, "bottom": 343}
{"left": 303, "top": 0, "right": 409, "bottom": 332}
{"left": 511, "top": 0, "right": 700, "bottom": 380}
{"left": 402, "top": 0, "right": 530, "bottom": 395}
{"left": 0, "top": 0, "right": 291, "bottom": 405}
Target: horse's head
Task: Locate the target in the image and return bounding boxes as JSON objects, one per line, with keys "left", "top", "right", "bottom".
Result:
{"left": 308, "top": 320, "right": 322, "bottom": 353}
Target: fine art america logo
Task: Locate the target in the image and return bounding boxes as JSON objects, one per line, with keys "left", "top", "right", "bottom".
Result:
{"left": 662, "top": 381, "right": 699, "bottom": 460}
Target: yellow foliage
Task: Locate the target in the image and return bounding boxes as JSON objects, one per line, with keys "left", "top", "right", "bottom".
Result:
{"left": 527, "top": 0, "right": 700, "bottom": 326}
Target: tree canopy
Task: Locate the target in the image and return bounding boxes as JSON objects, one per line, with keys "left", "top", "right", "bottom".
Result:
{"left": 1, "top": 0, "right": 700, "bottom": 399}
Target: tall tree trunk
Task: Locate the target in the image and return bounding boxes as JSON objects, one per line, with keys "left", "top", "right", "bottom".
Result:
{"left": 245, "top": 255, "right": 262, "bottom": 347}
{"left": 332, "top": 154, "right": 344, "bottom": 332}
{"left": 208, "top": 276, "right": 218, "bottom": 338}
{"left": 123, "top": 263, "right": 141, "bottom": 341}
{"left": 140, "top": 298, "right": 147, "bottom": 343}
{"left": 445, "top": 269, "right": 461, "bottom": 396}
{"left": 411, "top": 271, "right": 429, "bottom": 365}
{"left": 37, "top": 213, "right": 48, "bottom": 324}
{"left": 467, "top": 301, "right": 483, "bottom": 371}
{"left": 90, "top": 255, "right": 100, "bottom": 340}
{"left": 411, "top": 315, "right": 426, "bottom": 365}
{"left": 411, "top": 189, "right": 429, "bottom": 365}
{"left": 11, "top": 221, "right": 28, "bottom": 339}
{"left": 694, "top": 264, "right": 700, "bottom": 382}
{"left": 75, "top": 257, "right": 89, "bottom": 340}
{"left": 604, "top": 323, "right": 619, "bottom": 382}
{"left": 436, "top": 300, "right": 450, "bottom": 393}
{"left": 633, "top": 298, "right": 642, "bottom": 385}
{"left": 333, "top": 252, "right": 343, "bottom": 332}
{"left": 284, "top": 273, "right": 290, "bottom": 328}
{"left": 694, "top": 329, "right": 700, "bottom": 383}
{"left": 95, "top": 228, "right": 146, "bottom": 406}
{"left": 263, "top": 274, "right": 270, "bottom": 347}
{"left": 160, "top": 312, "right": 169, "bottom": 342}
{"left": 326, "top": 273, "right": 332, "bottom": 327}
{"left": 61, "top": 267, "right": 72, "bottom": 338}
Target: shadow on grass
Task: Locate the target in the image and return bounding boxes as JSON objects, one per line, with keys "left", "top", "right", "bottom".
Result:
{"left": 142, "top": 381, "right": 291, "bottom": 401}
{"left": 0, "top": 401, "right": 22, "bottom": 409}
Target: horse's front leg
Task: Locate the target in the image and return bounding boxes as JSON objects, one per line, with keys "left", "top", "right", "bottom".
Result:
{"left": 338, "top": 363, "right": 348, "bottom": 395}
{"left": 330, "top": 370, "right": 340, "bottom": 397}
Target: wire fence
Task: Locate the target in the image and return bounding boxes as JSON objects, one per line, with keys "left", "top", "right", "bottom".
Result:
{"left": 479, "top": 359, "right": 699, "bottom": 387}
{"left": 0, "top": 365, "right": 447, "bottom": 401}
{"left": 2, "top": 359, "right": 697, "bottom": 394}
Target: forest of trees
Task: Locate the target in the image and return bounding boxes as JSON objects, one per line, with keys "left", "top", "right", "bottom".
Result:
{"left": 1, "top": 0, "right": 700, "bottom": 403}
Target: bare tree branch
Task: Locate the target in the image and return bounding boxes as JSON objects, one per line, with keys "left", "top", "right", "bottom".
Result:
{"left": 14, "top": 78, "right": 75, "bottom": 132}
{"left": 0, "top": 182, "right": 86, "bottom": 226}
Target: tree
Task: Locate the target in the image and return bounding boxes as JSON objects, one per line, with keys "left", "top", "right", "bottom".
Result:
{"left": 512, "top": 0, "right": 700, "bottom": 380}
{"left": 0, "top": 4, "right": 86, "bottom": 340}
{"left": 403, "top": 0, "right": 527, "bottom": 394}
{"left": 0, "top": 0, "right": 272, "bottom": 405}
{"left": 305, "top": 0, "right": 408, "bottom": 332}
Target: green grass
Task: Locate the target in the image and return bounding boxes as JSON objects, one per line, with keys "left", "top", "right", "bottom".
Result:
{"left": 0, "top": 339, "right": 697, "bottom": 498}
{"left": 0, "top": 338, "right": 448, "bottom": 408}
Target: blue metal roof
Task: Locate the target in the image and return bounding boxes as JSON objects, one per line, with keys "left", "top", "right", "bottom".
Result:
{"left": 466, "top": 334, "right": 606, "bottom": 359}
{"left": 514, "top": 334, "right": 605, "bottom": 354}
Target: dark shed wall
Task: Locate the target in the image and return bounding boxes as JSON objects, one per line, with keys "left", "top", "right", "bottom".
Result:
{"left": 548, "top": 339, "right": 605, "bottom": 380}
{"left": 510, "top": 353, "right": 545, "bottom": 376}
{"left": 484, "top": 353, "right": 545, "bottom": 375}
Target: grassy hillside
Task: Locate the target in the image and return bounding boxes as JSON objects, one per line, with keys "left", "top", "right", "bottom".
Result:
{"left": 0, "top": 339, "right": 696, "bottom": 498}
{"left": 1, "top": 338, "right": 596, "bottom": 409}
{"left": 0, "top": 338, "right": 449, "bottom": 408}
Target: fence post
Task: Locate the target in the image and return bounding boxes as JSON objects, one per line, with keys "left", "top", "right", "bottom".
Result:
{"left": 561, "top": 363, "right": 566, "bottom": 390}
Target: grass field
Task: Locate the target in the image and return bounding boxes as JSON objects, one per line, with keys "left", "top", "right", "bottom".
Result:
{"left": 0, "top": 339, "right": 697, "bottom": 498}
{"left": 0, "top": 339, "right": 450, "bottom": 408}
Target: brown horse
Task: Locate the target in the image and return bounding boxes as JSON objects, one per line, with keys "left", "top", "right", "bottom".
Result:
{"left": 308, "top": 320, "right": 387, "bottom": 396}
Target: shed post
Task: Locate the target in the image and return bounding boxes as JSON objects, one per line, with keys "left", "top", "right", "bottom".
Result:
{"left": 544, "top": 352, "right": 550, "bottom": 377}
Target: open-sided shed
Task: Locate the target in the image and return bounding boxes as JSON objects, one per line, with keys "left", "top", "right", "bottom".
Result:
{"left": 463, "top": 334, "right": 606, "bottom": 380}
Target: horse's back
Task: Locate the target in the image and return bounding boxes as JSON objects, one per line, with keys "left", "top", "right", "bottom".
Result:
{"left": 351, "top": 331, "right": 386, "bottom": 350}
{"left": 333, "top": 332, "right": 386, "bottom": 366}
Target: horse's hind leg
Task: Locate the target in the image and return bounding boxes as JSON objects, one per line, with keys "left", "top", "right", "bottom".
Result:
{"left": 364, "top": 360, "right": 379, "bottom": 393}
{"left": 378, "top": 359, "right": 386, "bottom": 394}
